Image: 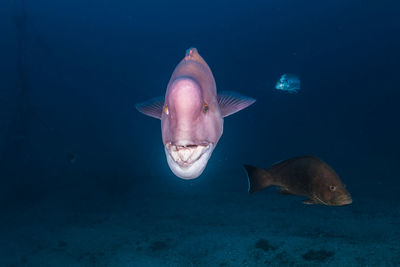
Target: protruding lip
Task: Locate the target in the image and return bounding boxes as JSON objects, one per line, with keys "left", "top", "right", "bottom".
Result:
{"left": 165, "top": 142, "right": 211, "bottom": 167}
{"left": 336, "top": 195, "right": 353, "bottom": 206}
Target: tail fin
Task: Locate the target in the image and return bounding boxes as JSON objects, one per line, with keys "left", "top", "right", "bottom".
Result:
{"left": 243, "top": 164, "right": 275, "bottom": 194}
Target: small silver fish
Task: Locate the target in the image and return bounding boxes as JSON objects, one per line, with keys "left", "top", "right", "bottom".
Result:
{"left": 275, "top": 74, "right": 300, "bottom": 93}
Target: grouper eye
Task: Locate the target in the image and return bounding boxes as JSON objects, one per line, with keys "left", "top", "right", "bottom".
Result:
{"left": 164, "top": 106, "right": 169, "bottom": 115}
{"left": 329, "top": 185, "right": 337, "bottom": 191}
{"left": 203, "top": 103, "right": 209, "bottom": 114}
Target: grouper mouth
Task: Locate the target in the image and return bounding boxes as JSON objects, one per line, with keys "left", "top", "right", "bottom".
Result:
{"left": 334, "top": 194, "right": 353, "bottom": 206}
{"left": 164, "top": 142, "right": 214, "bottom": 179}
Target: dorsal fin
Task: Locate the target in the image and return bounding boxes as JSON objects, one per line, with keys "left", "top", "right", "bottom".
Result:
{"left": 135, "top": 96, "right": 164, "bottom": 119}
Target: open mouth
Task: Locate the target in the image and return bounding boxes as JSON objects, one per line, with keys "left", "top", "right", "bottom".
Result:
{"left": 164, "top": 142, "right": 214, "bottom": 179}
{"left": 165, "top": 142, "right": 211, "bottom": 167}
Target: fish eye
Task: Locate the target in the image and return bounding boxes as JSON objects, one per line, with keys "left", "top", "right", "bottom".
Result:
{"left": 203, "top": 103, "right": 209, "bottom": 113}
{"left": 164, "top": 106, "right": 169, "bottom": 115}
{"left": 329, "top": 185, "right": 337, "bottom": 191}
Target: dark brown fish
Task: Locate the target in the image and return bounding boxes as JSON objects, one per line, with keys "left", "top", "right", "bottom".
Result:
{"left": 244, "top": 156, "right": 352, "bottom": 206}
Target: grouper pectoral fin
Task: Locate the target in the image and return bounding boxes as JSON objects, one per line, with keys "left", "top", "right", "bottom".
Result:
{"left": 218, "top": 91, "right": 256, "bottom": 117}
{"left": 243, "top": 164, "right": 274, "bottom": 194}
{"left": 135, "top": 96, "right": 165, "bottom": 119}
{"left": 302, "top": 198, "right": 318, "bottom": 205}
{"left": 278, "top": 187, "right": 292, "bottom": 195}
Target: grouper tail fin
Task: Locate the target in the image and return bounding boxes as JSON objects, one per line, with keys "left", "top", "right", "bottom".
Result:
{"left": 243, "top": 164, "right": 275, "bottom": 194}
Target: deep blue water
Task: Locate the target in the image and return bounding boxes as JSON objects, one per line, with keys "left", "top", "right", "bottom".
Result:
{"left": 0, "top": 0, "right": 399, "bottom": 266}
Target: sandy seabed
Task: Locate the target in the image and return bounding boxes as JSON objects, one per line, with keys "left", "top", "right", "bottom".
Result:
{"left": 1, "top": 180, "right": 399, "bottom": 267}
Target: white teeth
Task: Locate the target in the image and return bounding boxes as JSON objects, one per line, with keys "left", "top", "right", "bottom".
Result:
{"left": 167, "top": 143, "right": 210, "bottom": 166}
{"left": 178, "top": 148, "right": 191, "bottom": 162}
{"left": 190, "top": 146, "right": 203, "bottom": 161}
{"left": 171, "top": 150, "right": 180, "bottom": 162}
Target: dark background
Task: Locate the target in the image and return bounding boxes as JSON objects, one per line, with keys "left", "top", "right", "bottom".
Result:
{"left": 0, "top": 0, "right": 399, "bottom": 209}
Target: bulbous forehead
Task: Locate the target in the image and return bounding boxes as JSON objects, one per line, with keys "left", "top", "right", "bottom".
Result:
{"left": 167, "top": 78, "right": 203, "bottom": 108}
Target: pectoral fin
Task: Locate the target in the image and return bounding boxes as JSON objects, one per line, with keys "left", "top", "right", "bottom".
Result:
{"left": 302, "top": 198, "right": 318, "bottom": 205}
{"left": 218, "top": 91, "right": 256, "bottom": 117}
{"left": 278, "top": 187, "right": 292, "bottom": 195}
{"left": 135, "top": 96, "right": 164, "bottom": 119}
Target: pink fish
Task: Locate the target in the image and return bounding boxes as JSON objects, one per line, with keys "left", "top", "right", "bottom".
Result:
{"left": 136, "top": 48, "right": 255, "bottom": 179}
